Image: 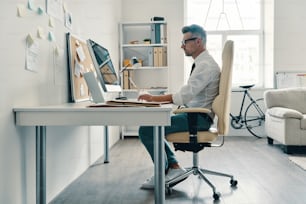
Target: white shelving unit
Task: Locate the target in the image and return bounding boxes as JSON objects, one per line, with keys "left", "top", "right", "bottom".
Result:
{"left": 119, "top": 21, "right": 169, "bottom": 138}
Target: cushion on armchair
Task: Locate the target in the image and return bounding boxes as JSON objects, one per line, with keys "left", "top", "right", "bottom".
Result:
{"left": 267, "top": 107, "right": 303, "bottom": 119}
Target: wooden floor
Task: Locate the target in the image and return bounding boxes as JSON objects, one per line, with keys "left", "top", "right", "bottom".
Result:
{"left": 50, "top": 136, "right": 306, "bottom": 204}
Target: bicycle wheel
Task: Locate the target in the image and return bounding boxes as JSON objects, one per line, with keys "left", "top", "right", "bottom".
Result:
{"left": 244, "top": 98, "right": 266, "bottom": 138}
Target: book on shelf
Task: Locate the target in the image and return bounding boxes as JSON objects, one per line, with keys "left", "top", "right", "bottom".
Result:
{"left": 154, "top": 23, "right": 161, "bottom": 44}
{"left": 150, "top": 24, "right": 156, "bottom": 44}
{"left": 160, "top": 24, "right": 167, "bottom": 44}
{"left": 151, "top": 23, "right": 166, "bottom": 44}
{"left": 123, "top": 70, "right": 137, "bottom": 89}
{"left": 162, "top": 47, "right": 167, "bottom": 66}
{"left": 153, "top": 47, "right": 159, "bottom": 66}
{"left": 158, "top": 47, "right": 163, "bottom": 67}
{"left": 153, "top": 47, "right": 167, "bottom": 67}
{"left": 147, "top": 47, "right": 154, "bottom": 66}
{"left": 123, "top": 70, "right": 130, "bottom": 89}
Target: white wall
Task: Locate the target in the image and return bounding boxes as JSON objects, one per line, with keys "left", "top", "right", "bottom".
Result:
{"left": 263, "top": 0, "right": 274, "bottom": 88}
{"left": 274, "top": 0, "right": 306, "bottom": 71}
{"left": 2, "top": 0, "right": 306, "bottom": 203}
{"left": 0, "top": 0, "right": 121, "bottom": 204}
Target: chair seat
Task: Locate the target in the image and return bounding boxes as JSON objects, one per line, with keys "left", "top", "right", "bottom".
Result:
{"left": 167, "top": 128, "right": 218, "bottom": 143}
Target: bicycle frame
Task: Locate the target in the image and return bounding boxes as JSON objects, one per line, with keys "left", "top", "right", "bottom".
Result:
{"left": 229, "top": 89, "right": 257, "bottom": 123}
{"left": 229, "top": 86, "right": 266, "bottom": 138}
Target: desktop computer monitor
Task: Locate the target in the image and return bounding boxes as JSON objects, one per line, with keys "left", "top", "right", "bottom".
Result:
{"left": 87, "top": 39, "right": 122, "bottom": 92}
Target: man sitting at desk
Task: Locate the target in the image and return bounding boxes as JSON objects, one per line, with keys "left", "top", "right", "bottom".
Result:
{"left": 138, "top": 24, "right": 221, "bottom": 189}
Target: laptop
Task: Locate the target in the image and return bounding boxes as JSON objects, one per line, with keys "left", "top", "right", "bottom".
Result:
{"left": 84, "top": 71, "right": 132, "bottom": 107}
{"left": 84, "top": 71, "right": 170, "bottom": 107}
{"left": 83, "top": 71, "right": 105, "bottom": 103}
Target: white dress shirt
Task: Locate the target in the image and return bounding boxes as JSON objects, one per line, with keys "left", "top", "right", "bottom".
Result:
{"left": 172, "top": 50, "right": 220, "bottom": 119}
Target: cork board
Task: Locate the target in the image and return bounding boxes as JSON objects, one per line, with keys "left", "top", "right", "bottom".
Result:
{"left": 66, "top": 33, "right": 95, "bottom": 102}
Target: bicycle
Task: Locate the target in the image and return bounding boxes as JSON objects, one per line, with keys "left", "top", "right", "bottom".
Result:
{"left": 229, "top": 84, "right": 266, "bottom": 138}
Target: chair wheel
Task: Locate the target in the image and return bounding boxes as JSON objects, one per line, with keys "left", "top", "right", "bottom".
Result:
{"left": 213, "top": 192, "right": 220, "bottom": 200}
{"left": 230, "top": 179, "right": 238, "bottom": 187}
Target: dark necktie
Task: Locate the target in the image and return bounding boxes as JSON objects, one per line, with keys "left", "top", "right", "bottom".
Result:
{"left": 190, "top": 63, "right": 195, "bottom": 76}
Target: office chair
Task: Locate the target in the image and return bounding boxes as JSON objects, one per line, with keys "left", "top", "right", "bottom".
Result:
{"left": 165, "top": 40, "right": 237, "bottom": 200}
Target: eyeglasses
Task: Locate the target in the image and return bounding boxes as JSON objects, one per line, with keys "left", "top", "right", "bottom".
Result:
{"left": 181, "top": 37, "right": 198, "bottom": 46}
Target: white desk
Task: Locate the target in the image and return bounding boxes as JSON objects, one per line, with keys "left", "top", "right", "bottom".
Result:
{"left": 13, "top": 102, "right": 172, "bottom": 204}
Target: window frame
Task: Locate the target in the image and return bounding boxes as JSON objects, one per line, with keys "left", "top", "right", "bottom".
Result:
{"left": 185, "top": 0, "right": 265, "bottom": 88}
{"left": 207, "top": 29, "right": 264, "bottom": 88}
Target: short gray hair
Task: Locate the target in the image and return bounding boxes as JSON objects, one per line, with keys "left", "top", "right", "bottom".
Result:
{"left": 182, "top": 24, "right": 207, "bottom": 45}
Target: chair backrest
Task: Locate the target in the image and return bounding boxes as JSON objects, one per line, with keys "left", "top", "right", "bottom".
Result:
{"left": 212, "top": 40, "right": 234, "bottom": 135}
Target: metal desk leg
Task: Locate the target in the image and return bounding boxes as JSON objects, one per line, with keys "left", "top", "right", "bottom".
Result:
{"left": 36, "top": 126, "right": 46, "bottom": 204}
{"left": 104, "top": 126, "right": 109, "bottom": 163}
{"left": 154, "top": 126, "right": 165, "bottom": 204}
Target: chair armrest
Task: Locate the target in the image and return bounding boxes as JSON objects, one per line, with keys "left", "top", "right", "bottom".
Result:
{"left": 173, "top": 107, "right": 211, "bottom": 114}
{"left": 267, "top": 107, "right": 303, "bottom": 119}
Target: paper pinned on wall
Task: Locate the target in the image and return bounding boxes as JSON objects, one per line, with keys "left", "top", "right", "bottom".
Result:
{"left": 64, "top": 11, "right": 72, "bottom": 30}
{"left": 37, "top": 27, "right": 45, "bottom": 39}
{"left": 76, "top": 46, "right": 86, "bottom": 62}
{"left": 27, "top": 0, "right": 35, "bottom": 11}
{"left": 48, "top": 31, "right": 55, "bottom": 42}
{"left": 26, "top": 34, "right": 35, "bottom": 46}
{"left": 89, "top": 63, "right": 95, "bottom": 72}
{"left": 53, "top": 45, "right": 66, "bottom": 85}
{"left": 25, "top": 40, "right": 39, "bottom": 72}
{"left": 63, "top": 2, "right": 67, "bottom": 12}
{"left": 54, "top": 45, "right": 59, "bottom": 56}
{"left": 74, "top": 60, "right": 84, "bottom": 78}
{"left": 80, "top": 83, "right": 85, "bottom": 96}
{"left": 17, "top": 4, "right": 26, "bottom": 17}
{"left": 48, "top": 16, "right": 55, "bottom": 27}
{"left": 47, "top": 0, "right": 64, "bottom": 21}
{"left": 37, "top": 6, "right": 44, "bottom": 15}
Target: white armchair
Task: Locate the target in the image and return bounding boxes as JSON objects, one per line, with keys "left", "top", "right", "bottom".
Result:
{"left": 264, "top": 87, "right": 306, "bottom": 153}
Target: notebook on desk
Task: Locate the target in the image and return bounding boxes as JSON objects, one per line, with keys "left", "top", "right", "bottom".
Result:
{"left": 88, "top": 99, "right": 171, "bottom": 108}
{"left": 105, "top": 99, "right": 171, "bottom": 107}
